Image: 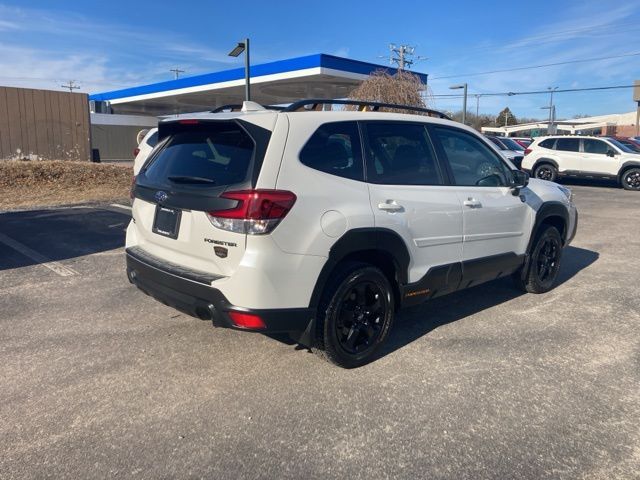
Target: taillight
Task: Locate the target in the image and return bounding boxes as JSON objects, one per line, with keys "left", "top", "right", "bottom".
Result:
{"left": 130, "top": 175, "right": 136, "bottom": 200}
{"left": 133, "top": 147, "right": 140, "bottom": 158}
{"left": 206, "top": 189, "right": 296, "bottom": 235}
{"left": 524, "top": 148, "right": 532, "bottom": 155}
{"left": 228, "top": 311, "right": 266, "bottom": 329}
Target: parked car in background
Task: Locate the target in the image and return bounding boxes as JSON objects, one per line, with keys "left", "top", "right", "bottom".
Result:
{"left": 522, "top": 135, "right": 640, "bottom": 190}
{"left": 134, "top": 128, "right": 158, "bottom": 175}
{"left": 512, "top": 137, "right": 533, "bottom": 149}
{"left": 485, "top": 135, "right": 525, "bottom": 168}
{"left": 605, "top": 136, "right": 640, "bottom": 153}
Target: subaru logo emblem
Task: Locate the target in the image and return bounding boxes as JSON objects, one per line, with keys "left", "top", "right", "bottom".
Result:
{"left": 154, "top": 191, "right": 168, "bottom": 203}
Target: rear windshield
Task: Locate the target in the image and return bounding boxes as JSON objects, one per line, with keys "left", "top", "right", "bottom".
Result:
{"left": 143, "top": 123, "right": 254, "bottom": 186}
{"left": 498, "top": 137, "right": 524, "bottom": 151}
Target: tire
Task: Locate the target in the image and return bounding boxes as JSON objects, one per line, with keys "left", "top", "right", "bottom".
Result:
{"left": 314, "top": 262, "right": 394, "bottom": 368}
{"left": 513, "top": 225, "right": 563, "bottom": 294}
{"left": 620, "top": 167, "right": 640, "bottom": 191}
{"left": 533, "top": 163, "right": 558, "bottom": 182}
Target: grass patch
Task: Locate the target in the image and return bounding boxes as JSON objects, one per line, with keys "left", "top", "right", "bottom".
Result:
{"left": 0, "top": 160, "right": 132, "bottom": 210}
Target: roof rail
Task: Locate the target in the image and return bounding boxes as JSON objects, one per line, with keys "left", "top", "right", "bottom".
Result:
{"left": 282, "top": 99, "right": 451, "bottom": 119}
{"left": 211, "top": 104, "right": 285, "bottom": 113}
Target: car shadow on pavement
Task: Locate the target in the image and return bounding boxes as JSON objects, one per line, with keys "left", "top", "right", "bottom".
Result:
{"left": 379, "top": 245, "right": 599, "bottom": 361}
{"left": 0, "top": 206, "right": 129, "bottom": 271}
{"left": 558, "top": 177, "right": 620, "bottom": 189}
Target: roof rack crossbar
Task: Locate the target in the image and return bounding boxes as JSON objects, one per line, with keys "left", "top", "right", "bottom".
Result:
{"left": 282, "top": 99, "right": 450, "bottom": 119}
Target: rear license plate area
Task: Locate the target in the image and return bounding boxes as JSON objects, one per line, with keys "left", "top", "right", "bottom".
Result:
{"left": 152, "top": 205, "right": 182, "bottom": 239}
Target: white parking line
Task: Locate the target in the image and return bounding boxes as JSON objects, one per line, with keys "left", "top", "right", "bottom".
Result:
{"left": 110, "top": 203, "right": 132, "bottom": 211}
{"left": 0, "top": 233, "right": 78, "bottom": 277}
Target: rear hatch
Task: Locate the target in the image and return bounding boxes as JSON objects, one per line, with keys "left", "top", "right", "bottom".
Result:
{"left": 132, "top": 118, "right": 273, "bottom": 278}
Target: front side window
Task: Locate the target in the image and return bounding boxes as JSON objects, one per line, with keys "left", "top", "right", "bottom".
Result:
{"left": 299, "top": 122, "right": 363, "bottom": 181}
{"left": 363, "top": 122, "right": 443, "bottom": 185}
{"left": 432, "top": 127, "right": 511, "bottom": 187}
{"left": 583, "top": 139, "right": 609, "bottom": 155}
{"left": 555, "top": 138, "right": 580, "bottom": 152}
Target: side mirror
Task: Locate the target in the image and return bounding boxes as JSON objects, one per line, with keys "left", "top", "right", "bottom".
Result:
{"left": 510, "top": 170, "right": 529, "bottom": 195}
{"left": 607, "top": 149, "right": 616, "bottom": 157}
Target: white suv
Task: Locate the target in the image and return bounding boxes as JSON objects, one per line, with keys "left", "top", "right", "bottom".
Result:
{"left": 126, "top": 100, "right": 578, "bottom": 367}
{"left": 522, "top": 135, "right": 640, "bottom": 190}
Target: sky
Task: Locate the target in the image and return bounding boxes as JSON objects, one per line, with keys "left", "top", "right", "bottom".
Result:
{"left": 0, "top": 0, "right": 639, "bottom": 119}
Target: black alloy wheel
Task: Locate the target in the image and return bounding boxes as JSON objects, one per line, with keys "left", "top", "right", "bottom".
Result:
{"left": 534, "top": 235, "right": 561, "bottom": 285}
{"left": 534, "top": 164, "right": 557, "bottom": 182}
{"left": 513, "top": 225, "right": 563, "bottom": 294}
{"left": 315, "top": 263, "right": 394, "bottom": 368}
{"left": 621, "top": 168, "right": 640, "bottom": 191}
{"left": 335, "top": 281, "right": 386, "bottom": 355}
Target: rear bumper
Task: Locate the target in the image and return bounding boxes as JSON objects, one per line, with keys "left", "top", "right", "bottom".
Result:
{"left": 126, "top": 247, "right": 314, "bottom": 333}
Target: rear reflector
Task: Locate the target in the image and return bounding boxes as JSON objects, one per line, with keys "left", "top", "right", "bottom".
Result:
{"left": 228, "top": 311, "right": 266, "bottom": 329}
{"left": 178, "top": 119, "right": 199, "bottom": 125}
{"left": 524, "top": 148, "right": 532, "bottom": 155}
{"left": 133, "top": 147, "right": 140, "bottom": 158}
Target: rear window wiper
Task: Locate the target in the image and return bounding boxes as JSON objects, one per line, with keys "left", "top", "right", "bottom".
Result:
{"left": 167, "top": 175, "right": 216, "bottom": 184}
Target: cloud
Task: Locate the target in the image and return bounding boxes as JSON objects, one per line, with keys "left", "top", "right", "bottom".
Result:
{"left": 0, "top": 18, "right": 19, "bottom": 31}
{"left": 0, "top": 3, "right": 247, "bottom": 93}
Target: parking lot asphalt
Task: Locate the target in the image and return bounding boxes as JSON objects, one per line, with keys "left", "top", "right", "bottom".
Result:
{"left": 1, "top": 184, "right": 639, "bottom": 479}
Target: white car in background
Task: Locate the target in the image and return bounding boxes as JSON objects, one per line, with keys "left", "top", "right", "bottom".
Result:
{"left": 133, "top": 128, "right": 158, "bottom": 175}
{"left": 522, "top": 135, "right": 640, "bottom": 190}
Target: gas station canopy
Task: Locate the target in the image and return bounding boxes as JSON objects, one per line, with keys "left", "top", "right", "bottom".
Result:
{"left": 90, "top": 54, "right": 429, "bottom": 116}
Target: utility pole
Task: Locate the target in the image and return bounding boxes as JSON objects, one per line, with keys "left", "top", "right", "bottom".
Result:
{"left": 504, "top": 110, "right": 509, "bottom": 127}
{"left": 60, "top": 80, "right": 80, "bottom": 93}
{"left": 170, "top": 67, "right": 185, "bottom": 80}
{"left": 475, "top": 94, "right": 484, "bottom": 118}
{"left": 389, "top": 44, "right": 418, "bottom": 71}
{"left": 547, "top": 86, "right": 558, "bottom": 134}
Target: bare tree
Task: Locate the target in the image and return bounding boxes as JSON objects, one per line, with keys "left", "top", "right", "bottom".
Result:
{"left": 347, "top": 70, "right": 428, "bottom": 113}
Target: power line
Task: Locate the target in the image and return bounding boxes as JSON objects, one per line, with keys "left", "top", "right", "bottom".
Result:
{"left": 430, "top": 52, "right": 640, "bottom": 80}
{"left": 431, "top": 84, "right": 637, "bottom": 98}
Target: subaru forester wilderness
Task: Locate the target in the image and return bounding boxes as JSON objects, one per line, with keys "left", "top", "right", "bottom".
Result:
{"left": 127, "top": 100, "right": 578, "bottom": 368}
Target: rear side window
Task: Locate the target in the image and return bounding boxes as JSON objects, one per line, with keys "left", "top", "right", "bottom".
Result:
{"left": 539, "top": 139, "right": 555, "bottom": 149}
{"left": 143, "top": 123, "right": 254, "bottom": 186}
{"left": 299, "top": 122, "right": 363, "bottom": 181}
{"left": 583, "top": 139, "right": 609, "bottom": 154}
{"left": 364, "top": 122, "right": 443, "bottom": 185}
{"left": 555, "top": 138, "right": 579, "bottom": 152}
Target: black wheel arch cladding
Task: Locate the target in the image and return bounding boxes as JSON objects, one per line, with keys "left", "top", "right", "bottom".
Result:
{"left": 307, "top": 228, "right": 410, "bottom": 310}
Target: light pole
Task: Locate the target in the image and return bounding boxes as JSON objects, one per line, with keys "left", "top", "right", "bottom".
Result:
{"left": 450, "top": 83, "right": 468, "bottom": 125}
{"left": 474, "top": 94, "right": 485, "bottom": 118}
{"left": 546, "top": 86, "right": 558, "bottom": 134}
{"left": 228, "top": 38, "right": 251, "bottom": 102}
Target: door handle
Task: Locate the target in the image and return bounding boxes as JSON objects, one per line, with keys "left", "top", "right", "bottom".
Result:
{"left": 463, "top": 198, "right": 482, "bottom": 208}
{"left": 378, "top": 200, "right": 404, "bottom": 212}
